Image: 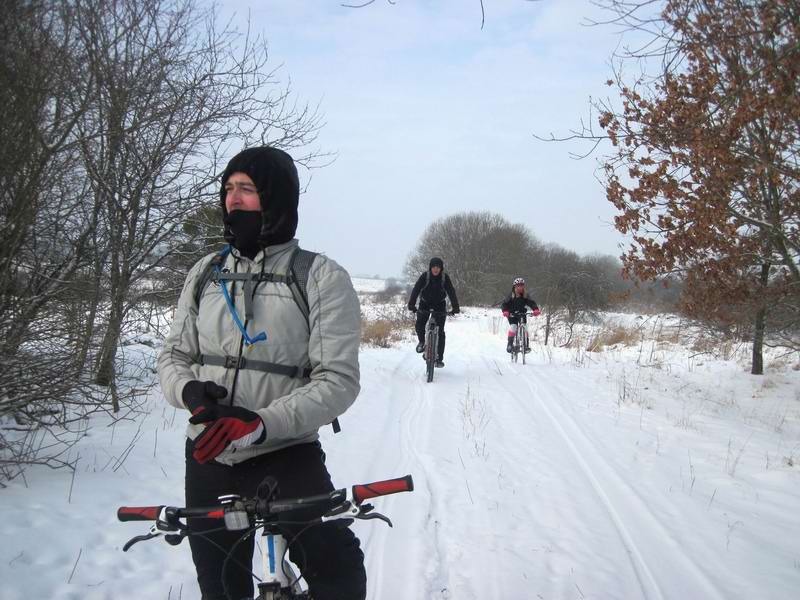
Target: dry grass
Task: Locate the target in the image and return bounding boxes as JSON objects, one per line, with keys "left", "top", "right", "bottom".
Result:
{"left": 658, "top": 328, "right": 682, "bottom": 345}
{"left": 689, "top": 335, "right": 738, "bottom": 360}
{"left": 690, "top": 336, "right": 715, "bottom": 353}
{"left": 587, "top": 326, "right": 639, "bottom": 352}
{"left": 361, "top": 318, "right": 406, "bottom": 348}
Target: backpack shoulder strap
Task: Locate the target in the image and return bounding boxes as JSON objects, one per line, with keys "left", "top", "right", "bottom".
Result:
{"left": 421, "top": 270, "right": 431, "bottom": 292}
{"left": 287, "top": 247, "right": 319, "bottom": 321}
{"left": 192, "top": 246, "right": 315, "bottom": 314}
{"left": 193, "top": 248, "right": 229, "bottom": 308}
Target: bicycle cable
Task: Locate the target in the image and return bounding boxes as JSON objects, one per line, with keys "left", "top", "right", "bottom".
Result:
{"left": 221, "top": 525, "right": 263, "bottom": 600}
{"left": 279, "top": 519, "right": 318, "bottom": 591}
{"left": 219, "top": 517, "right": 322, "bottom": 600}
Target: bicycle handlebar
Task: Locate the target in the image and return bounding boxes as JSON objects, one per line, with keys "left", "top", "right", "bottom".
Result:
{"left": 118, "top": 475, "right": 414, "bottom": 525}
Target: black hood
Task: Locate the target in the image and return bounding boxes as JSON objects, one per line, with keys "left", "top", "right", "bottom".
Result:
{"left": 219, "top": 146, "right": 300, "bottom": 247}
{"left": 429, "top": 257, "right": 444, "bottom": 271}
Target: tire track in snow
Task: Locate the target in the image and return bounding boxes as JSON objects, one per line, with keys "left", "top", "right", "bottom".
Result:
{"left": 361, "top": 349, "right": 448, "bottom": 599}
{"left": 486, "top": 358, "right": 652, "bottom": 599}
{"left": 533, "top": 367, "right": 727, "bottom": 599}
{"left": 399, "top": 356, "right": 453, "bottom": 599}
{"left": 357, "top": 352, "right": 411, "bottom": 596}
{"left": 513, "top": 363, "right": 725, "bottom": 600}
{"left": 506, "top": 364, "right": 663, "bottom": 600}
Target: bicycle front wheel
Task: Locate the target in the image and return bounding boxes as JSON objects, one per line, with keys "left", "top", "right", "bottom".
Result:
{"left": 425, "top": 330, "right": 435, "bottom": 382}
{"left": 522, "top": 327, "right": 527, "bottom": 365}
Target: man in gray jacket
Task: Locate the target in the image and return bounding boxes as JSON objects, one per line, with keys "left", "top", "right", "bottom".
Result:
{"left": 158, "top": 146, "right": 366, "bottom": 600}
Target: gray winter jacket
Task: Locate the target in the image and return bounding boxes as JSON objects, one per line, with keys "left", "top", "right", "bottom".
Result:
{"left": 157, "top": 239, "right": 361, "bottom": 465}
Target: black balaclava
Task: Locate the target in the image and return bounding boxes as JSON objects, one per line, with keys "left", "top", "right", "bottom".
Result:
{"left": 219, "top": 146, "right": 300, "bottom": 253}
{"left": 429, "top": 257, "right": 444, "bottom": 277}
{"left": 223, "top": 211, "right": 261, "bottom": 259}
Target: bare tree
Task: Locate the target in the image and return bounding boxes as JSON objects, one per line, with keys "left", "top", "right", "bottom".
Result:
{"left": 0, "top": 0, "right": 112, "bottom": 482}
{"left": 71, "top": 0, "right": 325, "bottom": 395}
{"left": 404, "top": 211, "right": 627, "bottom": 324}
{"left": 406, "top": 211, "right": 543, "bottom": 305}
{"left": 0, "top": 0, "right": 325, "bottom": 482}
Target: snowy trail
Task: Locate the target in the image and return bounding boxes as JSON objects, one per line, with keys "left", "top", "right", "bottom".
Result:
{"left": 356, "top": 316, "right": 730, "bottom": 599}
{"left": 2, "top": 311, "right": 799, "bottom": 600}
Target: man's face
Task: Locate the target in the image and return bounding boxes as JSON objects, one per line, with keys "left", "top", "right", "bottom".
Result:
{"left": 431, "top": 266, "right": 442, "bottom": 276}
{"left": 224, "top": 172, "right": 261, "bottom": 213}
{"left": 515, "top": 284, "right": 525, "bottom": 295}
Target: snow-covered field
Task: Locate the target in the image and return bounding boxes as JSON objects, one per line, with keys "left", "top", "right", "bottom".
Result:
{"left": 1, "top": 307, "right": 799, "bottom": 599}
{"left": 351, "top": 277, "right": 389, "bottom": 294}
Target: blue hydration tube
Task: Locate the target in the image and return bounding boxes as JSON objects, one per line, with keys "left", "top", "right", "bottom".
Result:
{"left": 216, "top": 245, "right": 267, "bottom": 346}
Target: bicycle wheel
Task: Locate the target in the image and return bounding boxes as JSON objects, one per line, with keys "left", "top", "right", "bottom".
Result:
{"left": 426, "top": 328, "right": 436, "bottom": 382}
{"left": 521, "top": 326, "right": 527, "bottom": 365}
{"left": 510, "top": 330, "right": 518, "bottom": 363}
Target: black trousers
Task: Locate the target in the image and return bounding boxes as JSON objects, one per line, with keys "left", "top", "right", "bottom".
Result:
{"left": 415, "top": 310, "right": 446, "bottom": 359}
{"left": 185, "top": 440, "right": 367, "bottom": 600}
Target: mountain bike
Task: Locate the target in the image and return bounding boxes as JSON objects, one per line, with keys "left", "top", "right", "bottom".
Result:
{"left": 509, "top": 310, "right": 533, "bottom": 364}
{"left": 118, "top": 474, "right": 414, "bottom": 600}
{"left": 418, "top": 309, "right": 448, "bottom": 383}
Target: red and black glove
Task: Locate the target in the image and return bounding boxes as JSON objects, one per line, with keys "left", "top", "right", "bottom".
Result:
{"left": 532, "top": 308, "right": 541, "bottom": 317}
{"left": 189, "top": 404, "right": 266, "bottom": 464}
{"left": 502, "top": 310, "right": 510, "bottom": 318}
{"left": 182, "top": 380, "right": 228, "bottom": 416}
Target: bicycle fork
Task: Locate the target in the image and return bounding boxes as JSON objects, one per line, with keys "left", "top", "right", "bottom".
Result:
{"left": 257, "top": 532, "right": 300, "bottom": 599}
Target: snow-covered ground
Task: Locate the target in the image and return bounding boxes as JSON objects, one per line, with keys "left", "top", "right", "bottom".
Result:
{"left": 351, "top": 277, "right": 389, "bottom": 294}
{"left": 1, "top": 308, "right": 799, "bottom": 599}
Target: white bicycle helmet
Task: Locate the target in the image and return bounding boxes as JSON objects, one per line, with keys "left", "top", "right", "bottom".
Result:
{"left": 513, "top": 277, "right": 525, "bottom": 286}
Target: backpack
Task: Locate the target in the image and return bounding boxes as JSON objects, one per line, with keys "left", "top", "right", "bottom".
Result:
{"left": 193, "top": 245, "right": 341, "bottom": 433}
{"left": 194, "top": 246, "right": 317, "bottom": 318}
{"left": 419, "top": 269, "right": 448, "bottom": 302}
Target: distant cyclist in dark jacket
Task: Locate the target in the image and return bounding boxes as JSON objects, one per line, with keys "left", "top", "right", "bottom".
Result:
{"left": 501, "top": 277, "right": 540, "bottom": 353}
{"left": 407, "top": 257, "right": 460, "bottom": 368}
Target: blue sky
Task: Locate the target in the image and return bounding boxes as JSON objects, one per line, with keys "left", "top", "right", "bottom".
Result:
{"left": 219, "top": 0, "right": 630, "bottom": 277}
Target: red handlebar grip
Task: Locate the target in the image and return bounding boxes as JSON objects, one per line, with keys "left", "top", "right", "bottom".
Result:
{"left": 352, "top": 475, "right": 414, "bottom": 504}
{"left": 117, "top": 506, "right": 163, "bottom": 522}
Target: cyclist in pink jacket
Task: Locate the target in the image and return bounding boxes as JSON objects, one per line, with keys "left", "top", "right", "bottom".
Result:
{"left": 501, "top": 277, "right": 541, "bottom": 353}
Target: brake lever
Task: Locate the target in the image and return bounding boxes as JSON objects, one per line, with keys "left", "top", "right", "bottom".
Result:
{"left": 356, "top": 510, "right": 393, "bottom": 527}
{"left": 123, "top": 525, "right": 162, "bottom": 552}
{"left": 164, "top": 533, "right": 185, "bottom": 546}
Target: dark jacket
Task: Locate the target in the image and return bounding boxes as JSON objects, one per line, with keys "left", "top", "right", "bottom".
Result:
{"left": 408, "top": 271, "right": 459, "bottom": 312}
{"left": 501, "top": 292, "right": 538, "bottom": 316}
